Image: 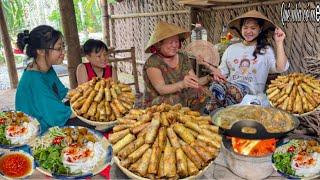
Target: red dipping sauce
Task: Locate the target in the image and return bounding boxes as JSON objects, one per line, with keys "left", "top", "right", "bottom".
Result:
{"left": 0, "top": 152, "right": 33, "bottom": 178}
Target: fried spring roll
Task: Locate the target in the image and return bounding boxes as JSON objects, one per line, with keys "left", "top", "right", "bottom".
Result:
{"left": 163, "top": 142, "right": 176, "bottom": 177}
{"left": 128, "top": 144, "right": 150, "bottom": 163}
{"left": 72, "top": 97, "right": 86, "bottom": 109}
{"left": 98, "top": 101, "right": 106, "bottom": 115}
{"left": 187, "top": 157, "right": 199, "bottom": 176}
{"left": 114, "top": 99, "right": 126, "bottom": 114}
{"left": 200, "top": 124, "right": 219, "bottom": 133}
{"left": 94, "top": 109, "right": 100, "bottom": 121}
{"left": 185, "top": 121, "right": 202, "bottom": 133}
{"left": 201, "top": 129, "right": 222, "bottom": 142}
{"left": 148, "top": 145, "right": 161, "bottom": 174}
{"left": 120, "top": 100, "right": 133, "bottom": 110}
{"left": 94, "top": 81, "right": 101, "bottom": 91}
{"left": 94, "top": 86, "right": 104, "bottom": 102}
{"left": 131, "top": 122, "right": 151, "bottom": 134}
{"left": 110, "top": 101, "right": 121, "bottom": 118}
{"left": 70, "top": 92, "right": 82, "bottom": 103}
{"left": 173, "top": 123, "right": 195, "bottom": 144}
{"left": 110, "top": 112, "right": 116, "bottom": 121}
{"left": 82, "top": 87, "right": 93, "bottom": 99}
{"left": 157, "top": 153, "right": 165, "bottom": 178}
{"left": 191, "top": 143, "right": 213, "bottom": 162}
{"left": 197, "top": 140, "right": 217, "bottom": 157}
{"left": 158, "top": 127, "right": 167, "bottom": 152}
{"left": 293, "top": 93, "right": 303, "bottom": 114}
{"left": 118, "top": 118, "right": 136, "bottom": 124}
{"left": 137, "top": 126, "right": 148, "bottom": 138}
{"left": 109, "top": 129, "right": 130, "bottom": 144}
{"left": 267, "top": 89, "right": 280, "bottom": 99}
{"left": 167, "top": 127, "right": 181, "bottom": 148}
{"left": 87, "top": 101, "right": 98, "bottom": 117}
{"left": 121, "top": 86, "right": 132, "bottom": 92}
{"left": 176, "top": 148, "right": 188, "bottom": 177}
{"left": 110, "top": 88, "right": 118, "bottom": 99}
{"left": 113, "top": 124, "right": 133, "bottom": 132}
{"left": 80, "top": 90, "right": 97, "bottom": 114}
{"left": 114, "top": 85, "right": 122, "bottom": 95}
{"left": 113, "top": 133, "right": 136, "bottom": 154}
{"left": 104, "top": 87, "right": 112, "bottom": 102}
{"left": 197, "top": 134, "right": 221, "bottom": 148}
{"left": 105, "top": 102, "right": 112, "bottom": 115}
{"left": 160, "top": 112, "right": 169, "bottom": 126}
{"left": 118, "top": 136, "right": 145, "bottom": 159}
{"left": 118, "top": 96, "right": 134, "bottom": 104}
{"left": 187, "top": 128, "right": 199, "bottom": 137}
{"left": 125, "top": 114, "right": 139, "bottom": 120}
{"left": 136, "top": 148, "right": 152, "bottom": 176}
{"left": 266, "top": 86, "right": 278, "bottom": 94}
{"left": 145, "top": 116, "right": 161, "bottom": 144}
{"left": 129, "top": 157, "right": 143, "bottom": 172}
{"left": 305, "top": 93, "right": 318, "bottom": 107}
{"left": 301, "top": 83, "right": 313, "bottom": 95}
{"left": 182, "top": 144, "right": 204, "bottom": 169}
{"left": 137, "top": 112, "right": 152, "bottom": 123}
{"left": 129, "top": 109, "right": 144, "bottom": 115}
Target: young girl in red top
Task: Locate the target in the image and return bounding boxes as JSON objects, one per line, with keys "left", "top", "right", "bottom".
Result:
{"left": 76, "top": 39, "right": 114, "bottom": 84}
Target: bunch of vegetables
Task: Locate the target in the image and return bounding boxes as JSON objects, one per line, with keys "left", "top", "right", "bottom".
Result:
{"left": 32, "top": 127, "right": 70, "bottom": 175}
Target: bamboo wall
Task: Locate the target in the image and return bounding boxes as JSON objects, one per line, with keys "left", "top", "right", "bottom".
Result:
{"left": 110, "top": 0, "right": 319, "bottom": 78}
{"left": 194, "top": 1, "right": 320, "bottom": 76}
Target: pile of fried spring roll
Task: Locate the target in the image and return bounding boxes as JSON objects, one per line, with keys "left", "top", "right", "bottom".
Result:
{"left": 267, "top": 73, "right": 320, "bottom": 115}
{"left": 110, "top": 103, "right": 221, "bottom": 179}
{"left": 68, "top": 77, "right": 135, "bottom": 122}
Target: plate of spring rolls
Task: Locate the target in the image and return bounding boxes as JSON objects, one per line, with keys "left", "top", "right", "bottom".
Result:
{"left": 110, "top": 103, "right": 221, "bottom": 179}
{"left": 68, "top": 77, "right": 135, "bottom": 127}
{"left": 267, "top": 73, "right": 320, "bottom": 117}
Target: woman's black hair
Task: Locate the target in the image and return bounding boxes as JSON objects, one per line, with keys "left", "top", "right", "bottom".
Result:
{"left": 16, "top": 25, "right": 63, "bottom": 59}
{"left": 83, "top": 39, "right": 108, "bottom": 55}
{"left": 240, "top": 18, "right": 271, "bottom": 59}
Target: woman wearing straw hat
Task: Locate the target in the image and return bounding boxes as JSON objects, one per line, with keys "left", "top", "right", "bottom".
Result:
{"left": 143, "top": 21, "right": 219, "bottom": 109}
{"left": 205, "top": 10, "right": 289, "bottom": 113}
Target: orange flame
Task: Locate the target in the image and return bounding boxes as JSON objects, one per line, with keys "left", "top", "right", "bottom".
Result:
{"left": 231, "top": 137, "right": 277, "bottom": 156}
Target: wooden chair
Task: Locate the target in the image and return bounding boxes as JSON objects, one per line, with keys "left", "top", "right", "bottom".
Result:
{"left": 109, "top": 47, "right": 140, "bottom": 94}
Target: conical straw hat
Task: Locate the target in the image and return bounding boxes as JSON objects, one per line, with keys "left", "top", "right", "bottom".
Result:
{"left": 145, "top": 21, "right": 190, "bottom": 53}
{"left": 228, "top": 10, "right": 277, "bottom": 38}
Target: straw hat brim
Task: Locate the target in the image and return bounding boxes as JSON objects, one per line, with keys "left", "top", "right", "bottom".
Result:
{"left": 145, "top": 21, "right": 190, "bottom": 53}
{"left": 228, "top": 10, "right": 277, "bottom": 38}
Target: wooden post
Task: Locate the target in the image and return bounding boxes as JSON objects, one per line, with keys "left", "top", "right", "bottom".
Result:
{"left": 131, "top": 47, "right": 140, "bottom": 94}
{"left": 109, "top": 4, "right": 115, "bottom": 47}
{"left": 0, "top": 1, "right": 18, "bottom": 89}
{"left": 58, "top": 0, "right": 82, "bottom": 89}
{"left": 101, "top": 0, "right": 110, "bottom": 46}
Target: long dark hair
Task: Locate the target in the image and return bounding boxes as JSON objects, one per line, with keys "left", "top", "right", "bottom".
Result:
{"left": 16, "top": 25, "right": 62, "bottom": 59}
{"left": 240, "top": 18, "right": 270, "bottom": 59}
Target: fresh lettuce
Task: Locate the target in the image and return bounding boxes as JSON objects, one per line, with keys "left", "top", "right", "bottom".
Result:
{"left": 34, "top": 144, "right": 70, "bottom": 175}
{"left": 273, "top": 152, "right": 295, "bottom": 176}
{"left": 0, "top": 125, "right": 11, "bottom": 145}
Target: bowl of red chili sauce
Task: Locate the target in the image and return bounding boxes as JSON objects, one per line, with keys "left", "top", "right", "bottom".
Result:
{"left": 0, "top": 151, "right": 34, "bottom": 179}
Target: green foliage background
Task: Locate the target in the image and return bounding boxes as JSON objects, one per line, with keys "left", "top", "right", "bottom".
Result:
{"left": 0, "top": 0, "right": 108, "bottom": 64}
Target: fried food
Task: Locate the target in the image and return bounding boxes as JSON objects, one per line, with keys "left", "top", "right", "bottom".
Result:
{"left": 110, "top": 103, "right": 220, "bottom": 179}
{"left": 267, "top": 73, "right": 320, "bottom": 115}
{"left": 68, "top": 77, "right": 135, "bottom": 122}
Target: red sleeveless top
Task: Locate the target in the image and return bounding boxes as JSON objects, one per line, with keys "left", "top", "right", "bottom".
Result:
{"left": 83, "top": 62, "right": 112, "bottom": 81}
